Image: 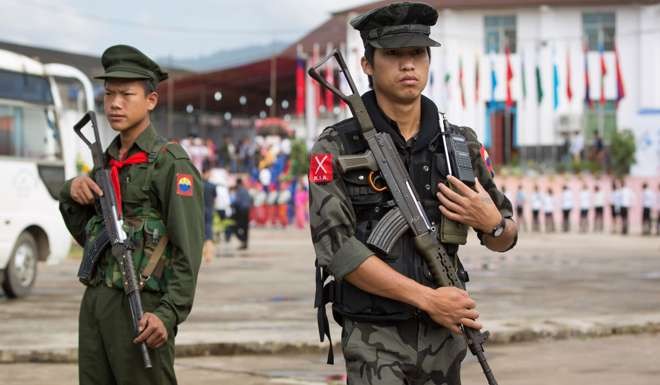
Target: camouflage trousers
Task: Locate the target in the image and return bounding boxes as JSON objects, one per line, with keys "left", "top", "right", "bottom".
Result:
{"left": 341, "top": 318, "right": 467, "bottom": 385}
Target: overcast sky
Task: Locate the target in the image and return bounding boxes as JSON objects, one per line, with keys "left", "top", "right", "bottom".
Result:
{"left": 2, "top": 0, "right": 368, "bottom": 59}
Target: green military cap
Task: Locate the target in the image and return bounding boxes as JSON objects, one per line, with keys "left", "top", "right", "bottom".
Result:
{"left": 95, "top": 44, "right": 168, "bottom": 84}
{"left": 350, "top": 2, "right": 440, "bottom": 49}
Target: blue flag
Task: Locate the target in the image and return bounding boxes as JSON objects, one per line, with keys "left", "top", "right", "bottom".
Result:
{"left": 490, "top": 59, "right": 497, "bottom": 103}
{"left": 552, "top": 60, "right": 559, "bottom": 110}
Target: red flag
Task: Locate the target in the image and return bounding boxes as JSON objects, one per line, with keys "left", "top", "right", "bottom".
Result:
{"left": 324, "top": 45, "right": 334, "bottom": 114}
{"left": 312, "top": 43, "right": 321, "bottom": 116}
{"left": 614, "top": 43, "right": 625, "bottom": 106}
{"left": 459, "top": 56, "right": 466, "bottom": 109}
{"left": 295, "top": 54, "right": 305, "bottom": 117}
{"left": 566, "top": 49, "right": 573, "bottom": 102}
{"left": 475, "top": 56, "right": 480, "bottom": 103}
{"left": 583, "top": 41, "right": 593, "bottom": 109}
{"left": 505, "top": 46, "right": 513, "bottom": 109}
{"left": 599, "top": 43, "right": 607, "bottom": 105}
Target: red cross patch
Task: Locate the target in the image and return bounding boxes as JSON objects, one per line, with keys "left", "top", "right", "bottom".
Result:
{"left": 309, "top": 153, "right": 333, "bottom": 184}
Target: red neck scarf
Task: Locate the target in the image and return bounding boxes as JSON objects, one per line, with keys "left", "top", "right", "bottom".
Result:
{"left": 108, "top": 151, "right": 148, "bottom": 218}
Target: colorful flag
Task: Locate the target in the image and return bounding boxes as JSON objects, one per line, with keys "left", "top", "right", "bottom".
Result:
{"left": 566, "top": 48, "right": 573, "bottom": 102}
{"left": 459, "top": 56, "right": 466, "bottom": 109}
{"left": 583, "top": 41, "right": 592, "bottom": 109}
{"left": 505, "top": 46, "right": 513, "bottom": 109}
{"left": 490, "top": 57, "right": 497, "bottom": 103}
{"left": 552, "top": 55, "right": 559, "bottom": 110}
{"left": 324, "top": 44, "right": 335, "bottom": 114}
{"left": 599, "top": 42, "right": 607, "bottom": 105}
{"left": 312, "top": 43, "right": 321, "bottom": 115}
{"left": 295, "top": 49, "right": 305, "bottom": 117}
{"left": 614, "top": 43, "right": 625, "bottom": 106}
{"left": 535, "top": 63, "right": 543, "bottom": 105}
{"left": 475, "top": 55, "right": 480, "bottom": 103}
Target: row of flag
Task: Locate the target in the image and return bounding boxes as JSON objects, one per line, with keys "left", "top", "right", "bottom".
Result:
{"left": 440, "top": 43, "right": 626, "bottom": 111}
{"left": 295, "top": 42, "right": 626, "bottom": 117}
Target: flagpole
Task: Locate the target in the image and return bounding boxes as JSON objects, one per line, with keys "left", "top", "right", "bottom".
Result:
{"left": 597, "top": 29, "right": 605, "bottom": 141}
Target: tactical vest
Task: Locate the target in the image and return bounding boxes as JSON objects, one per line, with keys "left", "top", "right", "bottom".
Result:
{"left": 335, "top": 117, "right": 470, "bottom": 319}
{"left": 83, "top": 137, "right": 174, "bottom": 293}
{"left": 314, "top": 115, "right": 476, "bottom": 364}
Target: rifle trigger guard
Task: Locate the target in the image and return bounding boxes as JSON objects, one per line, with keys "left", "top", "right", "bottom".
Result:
{"left": 368, "top": 171, "right": 388, "bottom": 192}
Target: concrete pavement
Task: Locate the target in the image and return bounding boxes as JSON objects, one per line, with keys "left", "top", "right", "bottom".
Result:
{"left": 4, "top": 334, "right": 660, "bottom": 385}
{"left": 1, "top": 228, "right": 659, "bottom": 363}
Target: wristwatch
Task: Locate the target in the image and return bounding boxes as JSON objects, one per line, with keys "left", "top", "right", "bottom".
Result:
{"left": 489, "top": 217, "right": 507, "bottom": 237}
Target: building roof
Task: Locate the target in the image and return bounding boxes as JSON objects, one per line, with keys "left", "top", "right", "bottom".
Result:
{"left": 157, "top": 56, "right": 297, "bottom": 116}
{"left": 334, "top": 0, "right": 660, "bottom": 15}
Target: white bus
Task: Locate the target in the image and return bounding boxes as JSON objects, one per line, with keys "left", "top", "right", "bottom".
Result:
{"left": 0, "top": 49, "right": 95, "bottom": 298}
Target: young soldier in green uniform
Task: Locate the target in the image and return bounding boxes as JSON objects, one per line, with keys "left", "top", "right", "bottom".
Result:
{"left": 59, "top": 45, "right": 203, "bottom": 385}
{"left": 310, "top": 3, "right": 518, "bottom": 384}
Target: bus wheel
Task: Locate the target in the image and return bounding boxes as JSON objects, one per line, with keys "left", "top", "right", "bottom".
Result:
{"left": 2, "top": 232, "right": 38, "bottom": 298}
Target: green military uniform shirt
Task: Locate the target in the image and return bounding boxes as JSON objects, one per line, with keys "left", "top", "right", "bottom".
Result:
{"left": 59, "top": 125, "right": 203, "bottom": 333}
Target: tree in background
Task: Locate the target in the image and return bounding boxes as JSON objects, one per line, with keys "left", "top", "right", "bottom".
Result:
{"left": 609, "top": 129, "right": 636, "bottom": 177}
{"left": 289, "top": 139, "right": 309, "bottom": 177}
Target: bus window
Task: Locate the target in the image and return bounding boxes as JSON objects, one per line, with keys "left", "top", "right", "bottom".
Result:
{"left": 0, "top": 104, "right": 62, "bottom": 161}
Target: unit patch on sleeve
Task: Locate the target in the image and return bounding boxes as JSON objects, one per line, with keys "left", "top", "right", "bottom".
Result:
{"left": 309, "top": 154, "right": 333, "bottom": 184}
{"left": 176, "top": 173, "right": 194, "bottom": 196}
{"left": 480, "top": 145, "right": 495, "bottom": 178}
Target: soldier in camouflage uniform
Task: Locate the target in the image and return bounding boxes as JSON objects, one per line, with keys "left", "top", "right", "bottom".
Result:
{"left": 59, "top": 45, "right": 203, "bottom": 385}
{"left": 309, "top": 3, "right": 518, "bottom": 385}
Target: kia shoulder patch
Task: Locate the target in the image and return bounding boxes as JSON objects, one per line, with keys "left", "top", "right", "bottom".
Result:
{"left": 309, "top": 153, "right": 333, "bottom": 184}
{"left": 480, "top": 145, "right": 495, "bottom": 178}
{"left": 176, "top": 173, "right": 194, "bottom": 196}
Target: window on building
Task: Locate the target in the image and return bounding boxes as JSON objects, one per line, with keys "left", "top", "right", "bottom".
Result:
{"left": 582, "top": 12, "right": 615, "bottom": 51}
{"left": 485, "top": 15, "right": 517, "bottom": 54}
{"left": 584, "top": 101, "right": 617, "bottom": 144}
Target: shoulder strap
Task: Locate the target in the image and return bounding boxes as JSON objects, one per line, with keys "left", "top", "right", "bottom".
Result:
{"left": 141, "top": 137, "right": 169, "bottom": 192}
{"left": 139, "top": 234, "right": 169, "bottom": 288}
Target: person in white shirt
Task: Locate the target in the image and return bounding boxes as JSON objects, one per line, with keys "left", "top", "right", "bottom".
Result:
{"left": 641, "top": 182, "right": 655, "bottom": 236}
{"left": 656, "top": 183, "right": 660, "bottom": 236}
{"left": 620, "top": 180, "right": 633, "bottom": 235}
{"left": 610, "top": 180, "right": 621, "bottom": 234}
{"left": 593, "top": 185, "right": 605, "bottom": 232}
{"left": 515, "top": 184, "right": 527, "bottom": 232}
{"left": 579, "top": 184, "right": 591, "bottom": 233}
{"left": 531, "top": 184, "right": 543, "bottom": 232}
{"left": 544, "top": 187, "right": 556, "bottom": 233}
{"left": 561, "top": 185, "right": 573, "bottom": 232}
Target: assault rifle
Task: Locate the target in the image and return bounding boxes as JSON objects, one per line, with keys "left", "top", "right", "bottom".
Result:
{"left": 308, "top": 50, "right": 497, "bottom": 385}
{"left": 74, "top": 111, "right": 152, "bottom": 369}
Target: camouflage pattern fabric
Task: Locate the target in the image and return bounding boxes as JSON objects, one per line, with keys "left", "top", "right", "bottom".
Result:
{"left": 342, "top": 318, "right": 466, "bottom": 385}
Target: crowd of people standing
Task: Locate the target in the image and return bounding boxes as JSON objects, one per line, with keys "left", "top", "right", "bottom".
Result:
{"left": 508, "top": 179, "right": 659, "bottom": 236}
{"left": 177, "top": 132, "right": 310, "bottom": 260}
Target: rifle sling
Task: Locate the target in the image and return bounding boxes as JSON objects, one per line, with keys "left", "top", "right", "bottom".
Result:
{"left": 140, "top": 235, "right": 168, "bottom": 286}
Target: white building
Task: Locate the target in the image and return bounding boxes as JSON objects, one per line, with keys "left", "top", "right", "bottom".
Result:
{"left": 338, "top": 0, "right": 660, "bottom": 176}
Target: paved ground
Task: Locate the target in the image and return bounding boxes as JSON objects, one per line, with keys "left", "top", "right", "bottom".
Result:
{"left": 4, "top": 333, "right": 660, "bottom": 385}
{"left": 1, "top": 228, "right": 659, "bottom": 366}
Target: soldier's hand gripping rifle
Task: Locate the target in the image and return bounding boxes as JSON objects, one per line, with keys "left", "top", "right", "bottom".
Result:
{"left": 74, "top": 111, "right": 152, "bottom": 369}
{"left": 308, "top": 50, "right": 498, "bottom": 385}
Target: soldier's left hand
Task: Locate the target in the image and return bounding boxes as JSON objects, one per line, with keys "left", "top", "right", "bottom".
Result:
{"left": 437, "top": 176, "right": 501, "bottom": 232}
{"left": 134, "top": 312, "right": 168, "bottom": 349}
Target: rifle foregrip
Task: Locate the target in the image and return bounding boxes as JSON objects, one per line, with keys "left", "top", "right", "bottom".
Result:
{"left": 366, "top": 207, "right": 409, "bottom": 254}
{"left": 337, "top": 150, "right": 378, "bottom": 173}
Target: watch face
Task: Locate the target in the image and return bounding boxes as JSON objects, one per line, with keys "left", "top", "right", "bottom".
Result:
{"left": 492, "top": 220, "right": 505, "bottom": 237}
